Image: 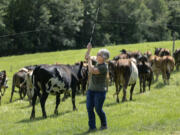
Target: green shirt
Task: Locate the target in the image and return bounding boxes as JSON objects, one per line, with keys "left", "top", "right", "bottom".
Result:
{"left": 88, "top": 63, "right": 108, "bottom": 91}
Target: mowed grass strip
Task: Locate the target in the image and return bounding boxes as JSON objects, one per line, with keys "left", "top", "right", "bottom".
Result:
{"left": 0, "top": 41, "right": 180, "bottom": 135}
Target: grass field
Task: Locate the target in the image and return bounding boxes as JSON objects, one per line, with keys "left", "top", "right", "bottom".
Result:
{"left": 0, "top": 41, "right": 180, "bottom": 135}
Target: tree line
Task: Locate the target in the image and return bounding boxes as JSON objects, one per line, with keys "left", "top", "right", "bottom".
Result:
{"left": 0, "top": 0, "right": 180, "bottom": 56}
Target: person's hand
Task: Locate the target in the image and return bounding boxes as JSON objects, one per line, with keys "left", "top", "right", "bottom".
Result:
{"left": 87, "top": 55, "right": 91, "bottom": 61}
{"left": 87, "top": 42, "right": 92, "bottom": 50}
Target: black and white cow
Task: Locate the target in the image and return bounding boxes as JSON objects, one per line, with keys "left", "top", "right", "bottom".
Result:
{"left": 0, "top": 70, "right": 8, "bottom": 105}
{"left": 30, "top": 62, "right": 83, "bottom": 119}
{"left": 109, "top": 58, "right": 138, "bottom": 102}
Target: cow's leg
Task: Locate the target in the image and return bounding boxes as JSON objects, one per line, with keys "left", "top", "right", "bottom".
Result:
{"left": 162, "top": 71, "right": 166, "bottom": 84}
{"left": 72, "top": 88, "right": 77, "bottom": 111}
{"left": 19, "top": 88, "right": 23, "bottom": 100}
{"left": 82, "top": 81, "right": 87, "bottom": 95}
{"left": 9, "top": 85, "right": 15, "bottom": 102}
{"left": 130, "top": 83, "right": 136, "bottom": 101}
{"left": 2, "top": 88, "right": 5, "bottom": 96}
{"left": 72, "top": 82, "right": 77, "bottom": 111}
{"left": 0, "top": 89, "right": 2, "bottom": 96}
{"left": 0, "top": 95, "right": 1, "bottom": 105}
{"left": 143, "top": 79, "right": 146, "bottom": 92}
{"left": 30, "top": 91, "right": 38, "bottom": 119}
{"left": 22, "top": 88, "right": 27, "bottom": 99}
{"left": 148, "top": 78, "right": 152, "bottom": 91}
{"left": 155, "top": 73, "right": 159, "bottom": 81}
{"left": 139, "top": 77, "right": 142, "bottom": 93}
{"left": 40, "top": 92, "right": 49, "bottom": 118}
{"left": 122, "top": 84, "right": 128, "bottom": 102}
{"left": 114, "top": 79, "right": 120, "bottom": 103}
{"left": 54, "top": 93, "right": 60, "bottom": 115}
{"left": 176, "top": 64, "right": 179, "bottom": 71}
{"left": 62, "top": 91, "right": 70, "bottom": 102}
{"left": 166, "top": 70, "right": 170, "bottom": 85}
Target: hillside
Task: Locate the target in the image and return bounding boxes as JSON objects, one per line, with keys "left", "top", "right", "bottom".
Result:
{"left": 0, "top": 41, "right": 180, "bottom": 135}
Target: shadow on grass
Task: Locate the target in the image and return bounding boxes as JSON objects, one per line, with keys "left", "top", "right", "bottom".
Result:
{"left": 154, "top": 82, "right": 165, "bottom": 89}
{"left": 16, "top": 116, "right": 45, "bottom": 124}
{"left": 172, "top": 69, "right": 179, "bottom": 75}
{"left": 104, "top": 102, "right": 118, "bottom": 107}
{"left": 16, "top": 110, "right": 73, "bottom": 124}
{"left": 49, "top": 110, "right": 73, "bottom": 118}
{"left": 79, "top": 100, "right": 86, "bottom": 104}
{"left": 5, "top": 98, "right": 21, "bottom": 104}
{"left": 19, "top": 104, "right": 32, "bottom": 109}
{"left": 74, "top": 129, "right": 100, "bottom": 135}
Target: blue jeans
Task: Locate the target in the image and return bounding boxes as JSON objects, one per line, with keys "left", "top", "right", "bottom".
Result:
{"left": 86, "top": 90, "right": 107, "bottom": 129}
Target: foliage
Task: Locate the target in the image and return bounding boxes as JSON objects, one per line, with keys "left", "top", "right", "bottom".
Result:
{"left": 0, "top": 0, "right": 179, "bottom": 56}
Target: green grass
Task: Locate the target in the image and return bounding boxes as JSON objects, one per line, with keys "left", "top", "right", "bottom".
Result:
{"left": 0, "top": 41, "right": 180, "bottom": 135}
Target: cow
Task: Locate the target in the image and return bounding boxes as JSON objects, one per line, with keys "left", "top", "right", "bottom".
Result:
{"left": 144, "top": 51, "right": 152, "bottom": 59}
{"left": 159, "top": 48, "right": 171, "bottom": 57}
{"left": 30, "top": 62, "right": 83, "bottom": 119}
{"left": 161, "top": 56, "right": 175, "bottom": 84}
{"left": 137, "top": 55, "right": 153, "bottom": 93}
{"left": 109, "top": 58, "right": 138, "bottom": 102}
{"left": 121, "top": 49, "right": 142, "bottom": 60}
{"left": 10, "top": 65, "right": 37, "bottom": 103}
{"left": 0, "top": 70, "right": 8, "bottom": 105}
{"left": 108, "top": 60, "right": 115, "bottom": 85}
{"left": 113, "top": 53, "right": 128, "bottom": 61}
{"left": 154, "top": 48, "right": 162, "bottom": 56}
{"left": 9, "top": 68, "right": 28, "bottom": 102}
{"left": 173, "top": 48, "right": 180, "bottom": 71}
{"left": 154, "top": 48, "right": 171, "bottom": 57}
{"left": 151, "top": 55, "right": 175, "bottom": 84}
{"left": 77, "top": 62, "right": 88, "bottom": 95}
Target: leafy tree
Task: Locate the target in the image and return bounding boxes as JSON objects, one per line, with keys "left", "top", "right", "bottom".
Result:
{"left": 48, "top": 0, "right": 84, "bottom": 50}
{"left": 166, "top": 0, "right": 180, "bottom": 39}
{"left": 145, "top": 0, "right": 172, "bottom": 41}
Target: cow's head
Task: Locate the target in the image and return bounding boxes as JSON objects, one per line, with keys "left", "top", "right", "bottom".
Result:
{"left": 120, "top": 49, "right": 127, "bottom": 54}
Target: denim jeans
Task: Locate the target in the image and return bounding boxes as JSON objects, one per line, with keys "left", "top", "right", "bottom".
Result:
{"left": 86, "top": 90, "right": 107, "bottom": 129}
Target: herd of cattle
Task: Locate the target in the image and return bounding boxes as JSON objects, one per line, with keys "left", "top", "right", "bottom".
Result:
{"left": 0, "top": 47, "right": 180, "bottom": 119}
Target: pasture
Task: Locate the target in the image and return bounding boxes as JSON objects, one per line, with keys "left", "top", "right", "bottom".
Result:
{"left": 0, "top": 41, "right": 180, "bottom": 135}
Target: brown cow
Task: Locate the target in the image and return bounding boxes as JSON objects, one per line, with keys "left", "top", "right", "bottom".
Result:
{"left": 109, "top": 58, "right": 138, "bottom": 102}
{"left": 10, "top": 68, "right": 28, "bottom": 102}
{"left": 154, "top": 48, "right": 163, "bottom": 56}
{"left": 151, "top": 55, "right": 175, "bottom": 84}
{"left": 159, "top": 48, "right": 171, "bottom": 57}
{"left": 173, "top": 48, "right": 180, "bottom": 71}
{"left": 120, "top": 49, "right": 142, "bottom": 60}
{"left": 113, "top": 53, "right": 128, "bottom": 61}
{"left": 144, "top": 51, "right": 152, "bottom": 59}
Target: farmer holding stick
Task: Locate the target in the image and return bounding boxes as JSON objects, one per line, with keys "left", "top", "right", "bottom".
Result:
{"left": 85, "top": 42, "right": 110, "bottom": 132}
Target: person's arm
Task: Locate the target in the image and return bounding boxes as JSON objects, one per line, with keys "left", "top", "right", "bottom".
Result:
{"left": 85, "top": 43, "right": 100, "bottom": 75}
{"left": 85, "top": 42, "right": 92, "bottom": 60}
{"left": 88, "top": 55, "right": 100, "bottom": 75}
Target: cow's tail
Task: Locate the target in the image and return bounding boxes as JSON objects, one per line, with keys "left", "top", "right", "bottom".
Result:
{"left": 165, "top": 58, "right": 174, "bottom": 80}
{"left": 32, "top": 66, "right": 41, "bottom": 98}
{"left": 10, "top": 74, "right": 15, "bottom": 102}
{"left": 118, "top": 64, "right": 131, "bottom": 85}
{"left": 77, "top": 61, "right": 83, "bottom": 80}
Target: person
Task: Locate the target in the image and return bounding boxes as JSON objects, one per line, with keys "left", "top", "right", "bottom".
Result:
{"left": 85, "top": 42, "right": 110, "bottom": 132}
